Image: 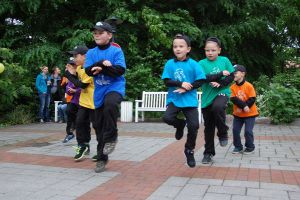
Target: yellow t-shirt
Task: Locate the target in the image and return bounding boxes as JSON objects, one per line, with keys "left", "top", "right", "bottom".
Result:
{"left": 76, "top": 66, "right": 95, "bottom": 109}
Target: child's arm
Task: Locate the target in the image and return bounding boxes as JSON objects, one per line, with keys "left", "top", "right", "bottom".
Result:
{"left": 216, "top": 72, "right": 234, "bottom": 87}
{"left": 230, "top": 96, "right": 247, "bottom": 109}
{"left": 65, "top": 71, "right": 89, "bottom": 89}
{"left": 246, "top": 97, "right": 256, "bottom": 108}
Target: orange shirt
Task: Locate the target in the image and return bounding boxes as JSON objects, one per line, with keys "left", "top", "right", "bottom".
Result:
{"left": 61, "top": 77, "right": 72, "bottom": 103}
{"left": 230, "top": 81, "right": 259, "bottom": 118}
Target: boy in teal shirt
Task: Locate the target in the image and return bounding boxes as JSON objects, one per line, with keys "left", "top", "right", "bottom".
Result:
{"left": 199, "top": 37, "right": 234, "bottom": 164}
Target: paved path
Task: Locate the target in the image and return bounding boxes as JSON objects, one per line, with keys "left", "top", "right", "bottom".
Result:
{"left": 0, "top": 122, "right": 299, "bottom": 200}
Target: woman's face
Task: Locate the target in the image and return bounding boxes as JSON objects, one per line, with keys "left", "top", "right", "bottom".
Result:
{"left": 42, "top": 67, "right": 48, "bottom": 74}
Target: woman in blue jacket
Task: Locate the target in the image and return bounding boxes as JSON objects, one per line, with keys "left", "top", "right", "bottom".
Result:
{"left": 35, "top": 66, "right": 51, "bottom": 122}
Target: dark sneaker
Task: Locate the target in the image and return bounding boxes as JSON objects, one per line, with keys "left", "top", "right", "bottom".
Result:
{"left": 243, "top": 148, "right": 254, "bottom": 155}
{"left": 95, "top": 160, "right": 108, "bottom": 173}
{"left": 103, "top": 140, "right": 118, "bottom": 155}
{"left": 74, "top": 145, "right": 88, "bottom": 161}
{"left": 184, "top": 149, "right": 196, "bottom": 168}
{"left": 85, "top": 145, "right": 90, "bottom": 155}
{"left": 232, "top": 147, "right": 243, "bottom": 154}
{"left": 202, "top": 154, "right": 213, "bottom": 164}
{"left": 92, "top": 155, "right": 98, "bottom": 162}
{"left": 62, "top": 134, "right": 75, "bottom": 143}
{"left": 219, "top": 138, "right": 228, "bottom": 147}
{"left": 175, "top": 121, "right": 186, "bottom": 140}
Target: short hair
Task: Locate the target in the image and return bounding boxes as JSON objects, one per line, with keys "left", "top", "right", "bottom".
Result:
{"left": 40, "top": 65, "right": 48, "bottom": 70}
{"left": 173, "top": 34, "right": 191, "bottom": 47}
{"left": 205, "top": 37, "right": 221, "bottom": 47}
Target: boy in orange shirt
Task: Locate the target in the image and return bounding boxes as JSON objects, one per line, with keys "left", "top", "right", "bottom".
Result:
{"left": 230, "top": 65, "right": 259, "bottom": 154}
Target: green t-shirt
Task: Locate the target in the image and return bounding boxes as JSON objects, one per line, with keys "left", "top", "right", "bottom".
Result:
{"left": 199, "top": 56, "right": 234, "bottom": 108}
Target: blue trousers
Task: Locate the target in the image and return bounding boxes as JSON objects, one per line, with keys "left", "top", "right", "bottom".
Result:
{"left": 232, "top": 116, "right": 255, "bottom": 150}
{"left": 38, "top": 93, "right": 50, "bottom": 121}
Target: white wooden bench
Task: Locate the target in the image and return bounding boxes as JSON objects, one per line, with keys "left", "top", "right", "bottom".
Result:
{"left": 135, "top": 91, "right": 202, "bottom": 123}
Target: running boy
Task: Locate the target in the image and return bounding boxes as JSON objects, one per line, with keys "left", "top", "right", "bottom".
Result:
{"left": 62, "top": 58, "right": 81, "bottom": 143}
{"left": 162, "top": 34, "right": 206, "bottom": 168}
{"left": 199, "top": 37, "right": 235, "bottom": 164}
{"left": 66, "top": 45, "right": 97, "bottom": 161}
{"left": 84, "top": 21, "right": 126, "bottom": 173}
{"left": 230, "top": 65, "right": 258, "bottom": 154}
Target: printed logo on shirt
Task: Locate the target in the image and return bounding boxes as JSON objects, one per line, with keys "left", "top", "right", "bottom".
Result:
{"left": 95, "top": 75, "right": 111, "bottom": 86}
{"left": 237, "top": 90, "right": 246, "bottom": 101}
{"left": 174, "top": 68, "right": 186, "bottom": 81}
{"left": 212, "top": 66, "right": 221, "bottom": 74}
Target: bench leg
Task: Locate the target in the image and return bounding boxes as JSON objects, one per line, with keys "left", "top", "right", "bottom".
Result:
{"left": 135, "top": 109, "right": 138, "bottom": 123}
{"left": 141, "top": 111, "right": 145, "bottom": 122}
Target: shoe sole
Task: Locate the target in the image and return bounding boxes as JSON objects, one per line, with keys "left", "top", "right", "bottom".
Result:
{"left": 74, "top": 148, "right": 88, "bottom": 162}
{"left": 232, "top": 151, "right": 243, "bottom": 154}
{"left": 243, "top": 151, "right": 254, "bottom": 155}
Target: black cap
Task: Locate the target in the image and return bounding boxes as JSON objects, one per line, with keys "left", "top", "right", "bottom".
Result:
{"left": 174, "top": 34, "right": 191, "bottom": 47}
{"left": 91, "top": 21, "right": 113, "bottom": 33}
{"left": 234, "top": 64, "right": 246, "bottom": 72}
{"left": 68, "top": 45, "right": 88, "bottom": 55}
{"left": 67, "top": 57, "right": 76, "bottom": 65}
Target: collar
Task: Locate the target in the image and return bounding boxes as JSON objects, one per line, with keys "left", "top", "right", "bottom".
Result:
{"left": 236, "top": 79, "right": 246, "bottom": 86}
{"left": 97, "top": 43, "right": 111, "bottom": 50}
{"left": 174, "top": 56, "right": 189, "bottom": 62}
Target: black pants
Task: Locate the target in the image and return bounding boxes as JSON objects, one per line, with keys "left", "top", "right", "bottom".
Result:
{"left": 202, "top": 95, "right": 229, "bottom": 156}
{"left": 66, "top": 103, "right": 78, "bottom": 135}
{"left": 95, "top": 92, "right": 122, "bottom": 161}
{"left": 163, "top": 103, "right": 199, "bottom": 150}
{"left": 76, "top": 106, "right": 95, "bottom": 146}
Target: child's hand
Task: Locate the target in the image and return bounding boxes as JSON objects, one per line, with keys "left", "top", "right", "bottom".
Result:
{"left": 91, "top": 66, "right": 102, "bottom": 75}
{"left": 181, "top": 82, "right": 192, "bottom": 90}
{"left": 210, "top": 82, "right": 220, "bottom": 88}
{"left": 237, "top": 108, "right": 242, "bottom": 113}
{"left": 68, "top": 88, "right": 76, "bottom": 93}
{"left": 102, "top": 60, "right": 112, "bottom": 67}
{"left": 243, "top": 106, "right": 250, "bottom": 112}
{"left": 173, "top": 88, "right": 186, "bottom": 94}
{"left": 222, "top": 70, "right": 230, "bottom": 76}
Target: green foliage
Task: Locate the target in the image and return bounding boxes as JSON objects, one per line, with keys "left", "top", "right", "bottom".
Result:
{"left": 2, "top": 105, "right": 35, "bottom": 125}
{"left": 262, "top": 84, "right": 300, "bottom": 124}
{"left": 0, "top": 61, "right": 34, "bottom": 113}
{"left": 0, "top": 0, "right": 299, "bottom": 124}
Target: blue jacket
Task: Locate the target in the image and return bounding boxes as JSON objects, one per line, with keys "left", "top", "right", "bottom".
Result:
{"left": 35, "top": 73, "right": 50, "bottom": 94}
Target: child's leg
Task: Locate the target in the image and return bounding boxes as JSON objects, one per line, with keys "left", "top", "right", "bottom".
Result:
{"left": 76, "top": 106, "right": 91, "bottom": 146}
{"left": 182, "top": 107, "right": 199, "bottom": 150}
{"left": 163, "top": 103, "right": 185, "bottom": 140}
{"left": 66, "top": 103, "right": 77, "bottom": 135}
{"left": 202, "top": 105, "right": 216, "bottom": 156}
{"left": 102, "top": 92, "right": 123, "bottom": 143}
{"left": 94, "top": 106, "right": 108, "bottom": 161}
{"left": 244, "top": 117, "right": 256, "bottom": 150}
{"left": 211, "top": 95, "right": 229, "bottom": 140}
{"left": 232, "top": 117, "right": 244, "bottom": 150}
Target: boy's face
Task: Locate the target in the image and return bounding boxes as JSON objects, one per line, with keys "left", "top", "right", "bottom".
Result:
{"left": 205, "top": 41, "right": 221, "bottom": 61}
{"left": 74, "top": 54, "right": 86, "bottom": 66}
{"left": 93, "top": 30, "right": 112, "bottom": 45}
{"left": 234, "top": 71, "right": 245, "bottom": 82}
{"left": 173, "top": 39, "right": 191, "bottom": 61}
{"left": 55, "top": 67, "right": 61, "bottom": 74}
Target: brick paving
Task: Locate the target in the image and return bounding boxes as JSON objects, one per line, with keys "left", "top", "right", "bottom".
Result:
{"left": 0, "top": 121, "right": 299, "bottom": 200}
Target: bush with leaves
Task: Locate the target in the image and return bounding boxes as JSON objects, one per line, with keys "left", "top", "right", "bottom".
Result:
{"left": 262, "top": 84, "right": 300, "bottom": 124}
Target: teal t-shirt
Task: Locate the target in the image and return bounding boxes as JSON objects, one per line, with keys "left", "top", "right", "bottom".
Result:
{"left": 199, "top": 56, "right": 234, "bottom": 108}
{"left": 162, "top": 58, "right": 206, "bottom": 108}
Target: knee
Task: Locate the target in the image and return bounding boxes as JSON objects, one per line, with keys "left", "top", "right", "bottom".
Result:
{"left": 162, "top": 114, "right": 174, "bottom": 125}
{"left": 103, "top": 101, "right": 118, "bottom": 114}
{"left": 187, "top": 121, "right": 199, "bottom": 133}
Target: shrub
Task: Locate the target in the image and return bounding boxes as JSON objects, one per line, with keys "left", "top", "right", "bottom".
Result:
{"left": 262, "top": 84, "right": 300, "bottom": 124}
{"left": 3, "top": 105, "right": 35, "bottom": 125}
